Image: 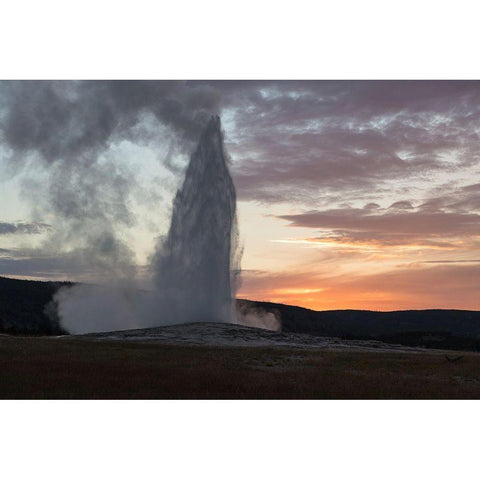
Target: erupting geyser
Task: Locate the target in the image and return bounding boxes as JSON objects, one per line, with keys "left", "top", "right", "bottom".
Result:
{"left": 54, "top": 115, "right": 241, "bottom": 334}
{"left": 153, "top": 116, "right": 241, "bottom": 323}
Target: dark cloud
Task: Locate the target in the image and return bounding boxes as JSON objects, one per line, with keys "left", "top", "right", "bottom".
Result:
{"left": 213, "top": 80, "right": 480, "bottom": 124}
{"left": 364, "top": 203, "right": 381, "bottom": 210}
{"left": 1, "top": 81, "right": 221, "bottom": 162}
{"left": 277, "top": 192, "right": 480, "bottom": 248}
{"left": 0, "top": 254, "right": 87, "bottom": 279}
{"left": 420, "top": 183, "right": 480, "bottom": 213}
{"left": 210, "top": 81, "right": 480, "bottom": 203}
{"left": 389, "top": 201, "right": 414, "bottom": 210}
{"left": 0, "top": 221, "right": 52, "bottom": 235}
{"left": 0, "top": 80, "right": 222, "bottom": 278}
{"left": 0, "top": 246, "right": 144, "bottom": 280}
{"left": 231, "top": 126, "right": 437, "bottom": 202}
{"left": 279, "top": 207, "right": 480, "bottom": 236}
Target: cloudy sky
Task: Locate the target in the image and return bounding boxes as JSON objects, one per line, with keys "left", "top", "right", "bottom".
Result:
{"left": 1, "top": 80, "right": 480, "bottom": 310}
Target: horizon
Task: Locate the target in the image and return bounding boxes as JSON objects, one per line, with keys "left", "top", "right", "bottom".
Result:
{"left": 1, "top": 80, "right": 479, "bottom": 312}
{"left": 2, "top": 275, "right": 480, "bottom": 314}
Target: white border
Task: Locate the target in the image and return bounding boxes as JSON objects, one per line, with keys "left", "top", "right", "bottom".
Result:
{"left": 2, "top": 401, "right": 479, "bottom": 480}
{"left": 1, "top": 0, "right": 479, "bottom": 79}
{"left": 1, "top": 1, "right": 479, "bottom": 478}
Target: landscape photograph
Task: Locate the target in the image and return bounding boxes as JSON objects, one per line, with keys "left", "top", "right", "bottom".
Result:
{"left": 1, "top": 79, "right": 480, "bottom": 399}
{"left": 4, "top": 2, "right": 480, "bottom": 479}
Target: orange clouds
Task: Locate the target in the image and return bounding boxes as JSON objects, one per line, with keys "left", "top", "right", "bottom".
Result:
{"left": 273, "top": 236, "right": 457, "bottom": 250}
{"left": 239, "top": 195, "right": 479, "bottom": 311}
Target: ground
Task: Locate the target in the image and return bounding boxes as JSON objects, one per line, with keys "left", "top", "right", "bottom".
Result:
{"left": 1, "top": 326, "right": 480, "bottom": 399}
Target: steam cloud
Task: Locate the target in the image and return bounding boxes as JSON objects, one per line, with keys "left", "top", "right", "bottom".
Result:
{"left": 0, "top": 81, "right": 224, "bottom": 332}
{"left": 153, "top": 116, "right": 241, "bottom": 324}
{"left": 56, "top": 116, "right": 243, "bottom": 333}
{"left": 0, "top": 81, "right": 221, "bottom": 278}
{"left": 0, "top": 81, "right": 277, "bottom": 333}
{"left": 236, "top": 303, "right": 281, "bottom": 332}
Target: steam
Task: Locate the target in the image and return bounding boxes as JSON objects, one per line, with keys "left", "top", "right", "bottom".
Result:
{"left": 153, "top": 116, "right": 240, "bottom": 324}
{"left": 1, "top": 81, "right": 220, "bottom": 159}
{"left": 0, "top": 80, "right": 221, "bottom": 279}
{"left": 0, "top": 81, "right": 272, "bottom": 333}
{"left": 50, "top": 116, "right": 241, "bottom": 333}
{"left": 54, "top": 284, "right": 142, "bottom": 334}
{"left": 236, "top": 303, "right": 281, "bottom": 332}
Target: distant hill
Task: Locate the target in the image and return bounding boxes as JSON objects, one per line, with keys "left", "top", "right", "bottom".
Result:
{"left": 0, "top": 276, "right": 71, "bottom": 335}
{"left": 1, "top": 276, "right": 480, "bottom": 351}
{"left": 238, "top": 299, "right": 480, "bottom": 351}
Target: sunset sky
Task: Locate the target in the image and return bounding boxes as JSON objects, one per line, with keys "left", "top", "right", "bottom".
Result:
{"left": 1, "top": 80, "right": 480, "bottom": 311}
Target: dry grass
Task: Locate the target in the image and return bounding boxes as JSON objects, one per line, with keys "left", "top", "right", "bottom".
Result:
{"left": 1, "top": 335, "right": 480, "bottom": 399}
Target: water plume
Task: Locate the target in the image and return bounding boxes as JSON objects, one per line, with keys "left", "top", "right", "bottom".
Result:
{"left": 54, "top": 115, "right": 241, "bottom": 333}
{"left": 153, "top": 115, "right": 240, "bottom": 324}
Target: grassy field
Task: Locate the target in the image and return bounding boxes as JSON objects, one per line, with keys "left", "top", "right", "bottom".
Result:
{"left": 1, "top": 335, "right": 480, "bottom": 399}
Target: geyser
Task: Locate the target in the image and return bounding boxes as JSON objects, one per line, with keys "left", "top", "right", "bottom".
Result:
{"left": 153, "top": 115, "right": 240, "bottom": 323}
{"left": 54, "top": 115, "right": 240, "bottom": 334}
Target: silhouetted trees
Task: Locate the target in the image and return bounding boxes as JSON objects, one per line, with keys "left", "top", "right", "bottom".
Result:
{"left": 0, "top": 276, "right": 71, "bottom": 335}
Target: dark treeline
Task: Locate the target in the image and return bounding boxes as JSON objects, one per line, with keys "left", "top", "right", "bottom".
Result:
{"left": 0, "top": 276, "right": 71, "bottom": 335}
{"left": 238, "top": 299, "right": 480, "bottom": 352}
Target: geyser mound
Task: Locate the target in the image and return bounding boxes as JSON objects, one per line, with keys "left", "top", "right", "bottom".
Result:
{"left": 153, "top": 115, "right": 240, "bottom": 323}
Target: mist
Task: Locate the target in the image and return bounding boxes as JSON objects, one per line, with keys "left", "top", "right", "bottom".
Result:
{"left": 0, "top": 81, "right": 230, "bottom": 332}
{"left": 152, "top": 116, "right": 240, "bottom": 325}
{"left": 0, "top": 80, "right": 221, "bottom": 281}
{"left": 48, "top": 114, "right": 242, "bottom": 333}
{"left": 236, "top": 304, "right": 281, "bottom": 331}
